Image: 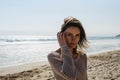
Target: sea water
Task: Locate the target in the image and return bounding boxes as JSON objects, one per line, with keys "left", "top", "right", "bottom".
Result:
{"left": 0, "top": 35, "right": 120, "bottom": 68}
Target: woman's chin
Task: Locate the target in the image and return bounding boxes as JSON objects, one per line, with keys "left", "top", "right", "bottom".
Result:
{"left": 69, "top": 45, "right": 76, "bottom": 49}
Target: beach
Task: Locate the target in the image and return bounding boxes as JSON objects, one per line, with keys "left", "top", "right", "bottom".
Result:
{"left": 0, "top": 50, "right": 120, "bottom": 80}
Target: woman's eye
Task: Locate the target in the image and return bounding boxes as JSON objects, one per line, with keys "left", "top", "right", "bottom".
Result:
{"left": 67, "top": 33, "right": 72, "bottom": 36}
{"left": 76, "top": 34, "right": 80, "bottom": 37}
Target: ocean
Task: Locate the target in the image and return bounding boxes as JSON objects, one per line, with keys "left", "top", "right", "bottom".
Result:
{"left": 0, "top": 35, "right": 120, "bottom": 68}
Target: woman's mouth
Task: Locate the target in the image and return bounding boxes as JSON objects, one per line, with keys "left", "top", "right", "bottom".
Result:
{"left": 70, "top": 43, "right": 76, "bottom": 45}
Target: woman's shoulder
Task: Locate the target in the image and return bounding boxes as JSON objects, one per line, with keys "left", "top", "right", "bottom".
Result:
{"left": 48, "top": 48, "right": 61, "bottom": 58}
{"left": 77, "top": 51, "right": 87, "bottom": 59}
{"left": 48, "top": 51, "right": 59, "bottom": 57}
{"left": 77, "top": 51, "right": 87, "bottom": 56}
{"left": 48, "top": 50, "right": 61, "bottom": 58}
{"left": 47, "top": 51, "right": 62, "bottom": 62}
{"left": 81, "top": 53, "right": 87, "bottom": 58}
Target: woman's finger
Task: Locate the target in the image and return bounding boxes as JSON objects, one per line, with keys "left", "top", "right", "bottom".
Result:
{"left": 57, "top": 32, "right": 66, "bottom": 46}
{"left": 62, "top": 32, "right": 66, "bottom": 40}
{"left": 57, "top": 32, "right": 60, "bottom": 41}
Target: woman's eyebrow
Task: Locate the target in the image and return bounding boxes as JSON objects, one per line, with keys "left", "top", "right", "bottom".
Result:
{"left": 66, "top": 32, "right": 72, "bottom": 34}
{"left": 66, "top": 32, "right": 80, "bottom": 35}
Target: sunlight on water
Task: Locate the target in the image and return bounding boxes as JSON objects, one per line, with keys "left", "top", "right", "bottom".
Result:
{"left": 0, "top": 35, "right": 120, "bottom": 68}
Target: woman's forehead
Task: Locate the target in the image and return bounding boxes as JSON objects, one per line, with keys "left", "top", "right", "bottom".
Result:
{"left": 65, "top": 26, "right": 80, "bottom": 33}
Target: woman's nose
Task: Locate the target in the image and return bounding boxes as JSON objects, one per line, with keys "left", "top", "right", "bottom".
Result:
{"left": 71, "top": 36, "right": 76, "bottom": 41}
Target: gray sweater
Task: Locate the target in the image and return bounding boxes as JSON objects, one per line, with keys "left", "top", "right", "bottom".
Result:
{"left": 48, "top": 45, "right": 88, "bottom": 80}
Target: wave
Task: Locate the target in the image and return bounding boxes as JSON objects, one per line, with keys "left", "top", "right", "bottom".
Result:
{"left": 0, "top": 35, "right": 119, "bottom": 43}
{"left": 88, "top": 36, "right": 119, "bottom": 40}
{"left": 0, "top": 39, "right": 57, "bottom": 42}
{"left": 0, "top": 35, "right": 57, "bottom": 42}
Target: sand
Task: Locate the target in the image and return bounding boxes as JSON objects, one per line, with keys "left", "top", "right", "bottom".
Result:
{"left": 0, "top": 50, "right": 120, "bottom": 80}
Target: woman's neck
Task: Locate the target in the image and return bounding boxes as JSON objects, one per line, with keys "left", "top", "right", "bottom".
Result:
{"left": 56, "top": 48, "right": 78, "bottom": 59}
{"left": 56, "top": 48, "right": 75, "bottom": 54}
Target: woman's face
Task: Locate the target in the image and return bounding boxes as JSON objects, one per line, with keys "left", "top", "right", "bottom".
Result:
{"left": 64, "top": 26, "right": 80, "bottom": 49}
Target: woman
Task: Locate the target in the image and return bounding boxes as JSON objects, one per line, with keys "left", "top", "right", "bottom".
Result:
{"left": 48, "top": 17, "right": 88, "bottom": 80}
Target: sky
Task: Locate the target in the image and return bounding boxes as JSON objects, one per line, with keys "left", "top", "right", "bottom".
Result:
{"left": 0, "top": 0, "right": 120, "bottom": 36}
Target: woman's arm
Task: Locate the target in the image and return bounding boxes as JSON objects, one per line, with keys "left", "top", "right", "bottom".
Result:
{"left": 48, "top": 45, "right": 77, "bottom": 79}
{"left": 60, "top": 44, "right": 77, "bottom": 78}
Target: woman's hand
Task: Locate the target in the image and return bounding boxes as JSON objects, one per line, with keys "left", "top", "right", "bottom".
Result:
{"left": 57, "top": 32, "right": 67, "bottom": 47}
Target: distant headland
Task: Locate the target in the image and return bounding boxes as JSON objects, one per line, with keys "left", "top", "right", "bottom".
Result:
{"left": 115, "top": 34, "right": 120, "bottom": 38}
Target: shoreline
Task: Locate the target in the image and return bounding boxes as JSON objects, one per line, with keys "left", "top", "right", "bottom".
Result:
{"left": 0, "top": 49, "right": 120, "bottom": 80}
{"left": 87, "top": 48, "right": 120, "bottom": 55}
{"left": 0, "top": 61, "right": 49, "bottom": 76}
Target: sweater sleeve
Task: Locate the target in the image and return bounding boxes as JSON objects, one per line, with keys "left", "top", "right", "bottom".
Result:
{"left": 47, "top": 44, "right": 77, "bottom": 79}
{"left": 61, "top": 44, "right": 77, "bottom": 78}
